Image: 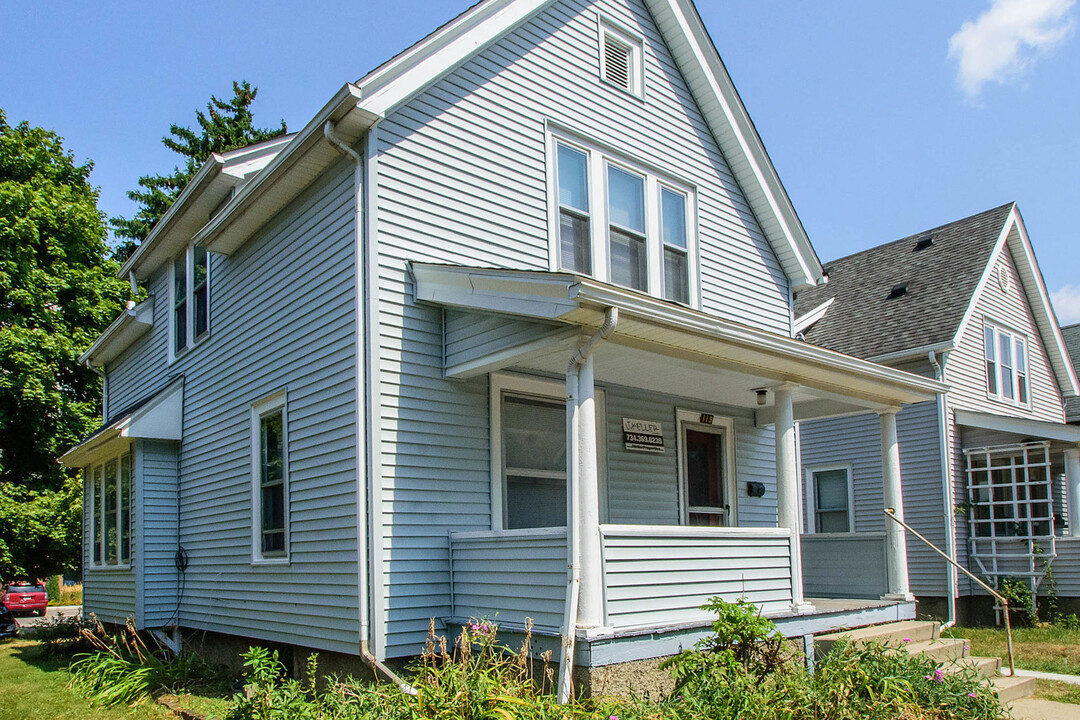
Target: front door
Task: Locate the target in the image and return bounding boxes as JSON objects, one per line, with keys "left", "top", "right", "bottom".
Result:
{"left": 685, "top": 428, "right": 728, "bottom": 526}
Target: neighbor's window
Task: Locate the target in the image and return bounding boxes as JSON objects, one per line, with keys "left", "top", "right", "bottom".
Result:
{"left": 87, "top": 450, "right": 133, "bottom": 568}
{"left": 501, "top": 393, "right": 567, "bottom": 529}
{"left": 984, "top": 323, "right": 1029, "bottom": 405}
{"left": 252, "top": 393, "right": 288, "bottom": 561}
{"left": 551, "top": 134, "right": 697, "bottom": 306}
{"left": 171, "top": 243, "right": 210, "bottom": 357}
{"left": 809, "top": 467, "right": 852, "bottom": 533}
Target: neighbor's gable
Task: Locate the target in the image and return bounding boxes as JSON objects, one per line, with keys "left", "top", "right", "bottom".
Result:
{"left": 376, "top": 0, "right": 796, "bottom": 335}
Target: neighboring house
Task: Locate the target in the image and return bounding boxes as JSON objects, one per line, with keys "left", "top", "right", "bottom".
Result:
{"left": 1062, "top": 323, "right": 1080, "bottom": 424}
{"left": 61, "top": 0, "right": 943, "bottom": 693}
{"left": 796, "top": 204, "right": 1080, "bottom": 623}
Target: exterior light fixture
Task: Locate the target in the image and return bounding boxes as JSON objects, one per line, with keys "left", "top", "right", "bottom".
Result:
{"left": 755, "top": 389, "right": 768, "bottom": 406}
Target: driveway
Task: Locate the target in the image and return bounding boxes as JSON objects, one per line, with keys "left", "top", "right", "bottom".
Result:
{"left": 13, "top": 604, "right": 81, "bottom": 629}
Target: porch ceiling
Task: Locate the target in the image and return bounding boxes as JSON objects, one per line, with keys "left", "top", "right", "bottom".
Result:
{"left": 412, "top": 263, "right": 945, "bottom": 418}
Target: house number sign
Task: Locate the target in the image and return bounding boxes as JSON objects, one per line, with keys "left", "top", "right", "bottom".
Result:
{"left": 622, "top": 418, "right": 665, "bottom": 454}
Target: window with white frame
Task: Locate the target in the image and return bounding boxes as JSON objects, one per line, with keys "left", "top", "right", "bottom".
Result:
{"left": 984, "top": 323, "right": 1029, "bottom": 405}
{"left": 501, "top": 392, "right": 567, "bottom": 529}
{"left": 87, "top": 451, "right": 133, "bottom": 567}
{"left": 551, "top": 133, "right": 697, "bottom": 306}
{"left": 251, "top": 393, "right": 289, "bottom": 561}
{"left": 598, "top": 17, "right": 644, "bottom": 98}
{"left": 806, "top": 466, "right": 853, "bottom": 533}
{"left": 171, "top": 243, "right": 210, "bottom": 358}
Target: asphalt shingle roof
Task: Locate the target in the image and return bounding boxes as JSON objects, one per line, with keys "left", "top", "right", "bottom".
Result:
{"left": 793, "top": 203, "right": 1015, "bottom": 360}
{"left": 1061, "top": 323, "right": 1080, "bottom": 422}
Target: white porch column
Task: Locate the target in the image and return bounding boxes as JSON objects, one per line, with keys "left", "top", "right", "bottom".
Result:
{"left": 879, "top": 408, "right": 915, "bottom": 601}
{"left": 774, "top": 383, "right": 813, "bottom": 613}
{"left": 576, "top": 354, "right": 604, "bottom": 628}
{"left": 1065, "top": 447, "right": 1080, "bottom": 538}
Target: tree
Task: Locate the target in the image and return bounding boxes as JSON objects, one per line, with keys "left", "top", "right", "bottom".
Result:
{"left": 0, "top": 109, "right": 127, "bottom": 579}
{"left": 110, "top": 80, "right": 287, "bottom": 259}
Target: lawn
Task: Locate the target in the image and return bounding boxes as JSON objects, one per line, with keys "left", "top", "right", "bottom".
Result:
{"left": 0, "top": 637, "right": 172, "bottom": 720}
{"left": 944, "top": 625, "right": 1080, "bottom": 676}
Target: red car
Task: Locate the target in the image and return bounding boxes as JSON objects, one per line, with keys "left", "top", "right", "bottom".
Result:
{"left": 3, "top": 582, "right": 48, "bottom": 616}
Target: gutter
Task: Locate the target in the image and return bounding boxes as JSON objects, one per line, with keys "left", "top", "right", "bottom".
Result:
{"left": 325, "top": 120, "right": 414, "bottom": 696}
{"left": 930, "top": 350, "right": 958, "bottom": 628}
{"left": 557, "top": 308, "right": 618, "bottom": 704}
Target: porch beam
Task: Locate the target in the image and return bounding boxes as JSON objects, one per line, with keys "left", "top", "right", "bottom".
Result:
{"left": 879, "top": 408, "right": 914, "bottom": 601}
{"left": 1066, "top": 447, "right": 1080, "bottom": 538}
{"left": 775, "top": 383, "right": 813, "bottom": 613}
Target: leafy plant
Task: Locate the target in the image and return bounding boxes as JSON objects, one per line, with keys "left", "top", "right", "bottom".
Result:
{"left": 998, "top": 576, "right": 1037, "bottom": 627}
{"left": 33, "top": 611, "right": 97, "bottom": 657}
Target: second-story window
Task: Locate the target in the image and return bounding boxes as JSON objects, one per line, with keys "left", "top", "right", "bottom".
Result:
{"left": 171, "top": 244, "right": 210, "bottom": 358}
{"left": 984, "top": 323, "right": 1029, "bottom": 406}
{"left": 550, "top": 133, "right": 697, "bottom": 306}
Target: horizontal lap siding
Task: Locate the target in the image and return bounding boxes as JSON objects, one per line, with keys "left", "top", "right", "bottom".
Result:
{"left": 444, "top": 310, "right": 569, "bottom": 369}
{"left": 1043, "top": 538, "right": 1080, "bottom": 598}
{"left": 106, "top": 271, "right": 171, "bottom": 416}
{"left": 377, "top": 0, "right": 790, "bottom": 657}
{"left": 946, "top": 242, "right": 1065, "bottom": 424}
{"left": 168, "top": 160, "right": 360, "bottom": 655}
{"left": 799, "top": 401, "right": 946, "bottom": 595}
{"left": 801, "top": 534, "right": 887, "bottom": 598}
{"left": 603, "top": 532, "right": 793, "bottom": 626}
{"left": 138, "top": 440, "right": 179, "bottom": 628}
{"left": 450, "top": 533, "right": 566, "bottom": 630}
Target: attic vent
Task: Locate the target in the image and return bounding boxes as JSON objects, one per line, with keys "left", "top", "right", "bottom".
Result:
{"left": 603, "top": 35, "right": 631, "bottom": 90}
{"left": 889, "top": 283, "right": 909, "bottom": 299}
{"left": 599, "top": 19, "right": 642, "bottom": 97}
{"left": 914, "top": 235, "right": 934, "bottom": 251}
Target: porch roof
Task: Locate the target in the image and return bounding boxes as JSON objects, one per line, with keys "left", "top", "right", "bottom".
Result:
{"left": 411, "top": 263, "right": 945, "bottom": 419}
{"left": 954, "top": 409, "right": 1080, "bottom": 445}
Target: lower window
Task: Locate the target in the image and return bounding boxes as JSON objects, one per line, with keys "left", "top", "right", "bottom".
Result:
{"left": 808, "top": 466, "right": 852, "bottom": 533}
{"left": 502, "top": 393, "right": 567, "bottom": 529}
{"left": 87, "top": 451, "right": 133, "bottom": 567}
{"left": 252, "top": 393, "right": 289, "bottom": 560}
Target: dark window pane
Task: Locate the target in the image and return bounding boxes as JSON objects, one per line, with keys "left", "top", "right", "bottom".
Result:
{"left": 194, "top": 286, "right": 208, "bottom": 337}
{"left": 505, "top": 475, "right": 566, "bottom": 529}
{"left": 559, "top": 211, "right": 591, "bottom": 275}
{"left": 193, "top": 246, "right": 208, "bottom": 288}
{"left": 104, "top": 459, "right": 118, "bottom": 564}
{"left": 610, "top": 228, "right": 646, "bottom": 290}
{"left": 174, "top": 300, "right": 187, "bottom": 351}
{"left": 986, "top": 361, "right": 997, "bottom": 395}
{"left": 686, "top": 430, "right": 723, "bottom": 508}
{"left": 816, "top": 510, "right": 849, "bottom": 533}
{"left": 259, "top": 409, "right": 286, "bottom": 555}
{"left": 261, "top": 412, "right": 284, "bottom": 485}
{"left": 92, "top": 466, "right": 103, "bottom": 564}
{"left": 173, "top": 254, "right": 186, "bottom": 307}
{"left": 502, "top": 395, "right": 566, "bottom": 472}
{"left": 262, "top": 530, "right": 285, "bottom": 554}
{"left": 664, "top": 248, "right": 688, "bottom": 303}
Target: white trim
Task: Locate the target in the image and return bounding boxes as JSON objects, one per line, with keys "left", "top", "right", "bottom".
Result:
{"left": 250, "top": 390, "right": 290, "bottom": 564}
{"left": 954, "top": 408, "right": 1080, "bottom": 443}
{"left": 866, "top": 341, "right": 955, "bottom": 365}
{"left": 79, "top": 299, "right": 154, "bottom": 368}
{"left": 168, "top": 243, "right": 211, "bottom": 364}
{"left": 803, "top": 463, "right": 855, "bottom": 534}
{"left": 982, "top": 318, "right": 1031, "bottom": 409}
{"left": 792, "top": 297, "right": 833, "bottom": 335}
{"left": 597, "top": 13, "right": 645, "bottom": 99}
{"left": 599, "top": 522, "right": 792, "bottom": 538}
{"left": 84, "top": 446, "right": 134, "bottom": 570}
{"left": 675, "top": 408, "right": 736, "bottom": 526}
{"left": 489, "top": 372, "right": 605, "bottom": 531}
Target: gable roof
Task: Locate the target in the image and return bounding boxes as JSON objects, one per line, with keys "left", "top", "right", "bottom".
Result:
{"left": 794, "top": 203, "right": 1078, "bottom": 397}
{"left": 197, "top": 0, "right": 823, "bottom": 289}
{"left": 1062, "top": 323, "right": 1080, "bottom": 421}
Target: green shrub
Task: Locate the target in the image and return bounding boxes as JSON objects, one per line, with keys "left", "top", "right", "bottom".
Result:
{"left": 68, "top": 618, "right": 217, "bottom": 706}
{"left": 33, "top": 612, "right": 96, "bottom": 657}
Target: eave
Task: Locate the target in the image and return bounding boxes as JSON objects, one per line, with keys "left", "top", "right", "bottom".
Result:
{"left": 79, "top": 299, "right": 154, "bottom": 369}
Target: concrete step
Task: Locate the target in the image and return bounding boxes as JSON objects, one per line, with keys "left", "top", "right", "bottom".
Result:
{"left": 940, "top": 655, "right": 1000, "bottom": 680}
{"left": 901, "top": 637, "right": 968, "bottom": 662}
{"left": 988, "top": 675, "right": 1036, "bottom": 704}
{"left": 815, "top": 620, "right": 940, "bottom": 655}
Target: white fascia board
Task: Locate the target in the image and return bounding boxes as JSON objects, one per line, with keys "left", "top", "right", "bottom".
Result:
{"left": 221, "top": 134, "right": 296, "bottom": 180}
{"left": 954, "top": 409, "right": 1080, "bottom": 444}
{"left": 119, "top": 154, "right": 228, "bottom": 280}
{"left": 793, "top": 297, "right": 834, "bottom": 335}
{"left": 355, "top": 0, "right": 556, "bottom": 117}
{"left": 79, "top": 299, "right": 155, "bottom": 368}
{"left": 195, "top": 83, "right": 376, "bottom": 254}
{"left": 411, "top": 262, "right": 581, "bottom": 319}
{"left": 867, "top": 341, "right": 956, "bottom": 365}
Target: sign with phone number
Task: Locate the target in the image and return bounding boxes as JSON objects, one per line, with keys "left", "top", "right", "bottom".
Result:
{"left": 622, "top": 417, "right": 664, "bottom": 453}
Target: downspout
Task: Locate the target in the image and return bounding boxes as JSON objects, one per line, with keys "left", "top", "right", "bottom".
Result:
{"left": 930, "top": 350, "right": 958, "bottom": 628}
{"left": 557, "top": 307, "right": 618, "bottom": 705}
{"left": 324, "top": 120, "right": 415, "bottom": 696}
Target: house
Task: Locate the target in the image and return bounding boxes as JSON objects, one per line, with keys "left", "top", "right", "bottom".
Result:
{"left": 61, "top": 0, "right": 944, "bottom": 695}
{"left": 795, "top": 204, "right": 1080, "bottom": 624}
{"left": 1062, "top": 323, "right": 1080, "bottom": 425}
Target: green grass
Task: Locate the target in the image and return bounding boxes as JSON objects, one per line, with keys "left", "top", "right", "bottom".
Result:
{"left": 0, "top": 637, "right": 171, "bottom": 720}
{"left": 52, "top": 585, "right": 82, "bottom": 607}
{"left": 943, "top": 625, "right": 1080, "bottom": 676}
{"left": 1034, "top": 679, "right": 1080, "bottom": 705}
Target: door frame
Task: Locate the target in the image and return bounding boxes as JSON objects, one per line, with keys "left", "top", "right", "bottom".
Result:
{"left": 675, "top": 408, "right": 737, "bottom": 526}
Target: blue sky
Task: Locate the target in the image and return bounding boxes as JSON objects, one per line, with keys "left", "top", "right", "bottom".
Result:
{"left": 3, "top": 1, "right": 1079, "bottom": 320}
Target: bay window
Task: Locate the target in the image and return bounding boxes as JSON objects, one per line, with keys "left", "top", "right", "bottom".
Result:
{"left": 87, "top": 450, "right": 133, "bottom": 568}
{"left": 550, "top": 133, "right": 697, "bottom": 306}
{"left": 984, "top": 323, "right": 1029, "bottom": 406}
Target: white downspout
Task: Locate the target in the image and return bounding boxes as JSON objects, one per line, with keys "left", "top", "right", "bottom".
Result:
{"left": 557, "top": 308, "right": 618, "bottom": 705}
{"left": 930, "top": 350, "right": 958, "bottom": 628}
{"left": 324, "top": 120, "right": 414, "bottom": 696}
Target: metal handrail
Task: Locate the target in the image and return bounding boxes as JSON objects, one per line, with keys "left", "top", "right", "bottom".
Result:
{"left": 884, "top": 508, "right": 1014, "bottom": 675}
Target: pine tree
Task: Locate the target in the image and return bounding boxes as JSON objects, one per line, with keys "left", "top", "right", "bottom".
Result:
{"left": 110, "top": 80, "right": 287, "bottom": 260}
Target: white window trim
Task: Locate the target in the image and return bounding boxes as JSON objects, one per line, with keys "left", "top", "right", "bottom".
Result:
{"left": 675, "top": 408, "right": 737, "bottom": 526}
{"left": 545, "top": 127, "right": 700, "bottom": 308}
{"left": 804, "top": 463, "right": 855, "bottom": 534}
{"left": 489, "top": 372, "right": 606, "bottom": 531}
{"left": 983, "top": 319, "right": 1031, "bottom": 408}
{"left": 168, "top": 242, "right": 211, "bottom": 363}
{"left": 86, "top": 447, "right": 133, "bottom": 571}
{"left": 250, "top": 390, "right": 290, "bottom": 565}
{"left": 597, "top": 14, "right": 645, "bottom": 99}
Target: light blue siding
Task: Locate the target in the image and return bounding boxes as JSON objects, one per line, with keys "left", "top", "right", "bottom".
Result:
{"left": 83, "top": 450, "right": 138, "bottom": 624}
{"left": 801, "top": 533, "right": 887, "bottom": 599}
{"left": 799, "top": 401, "right": 946, "bottom": 596}
{"left": 137, "top": 440, "right": 179, "bottom": 628}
